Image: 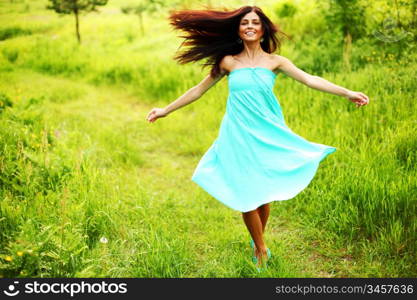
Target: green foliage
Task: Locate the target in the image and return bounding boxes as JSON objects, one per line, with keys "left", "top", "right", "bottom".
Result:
{"left": 274, "top": 1, "right": 297, "bottom": 18}
{"left": 0, "top": 219, "right": 88, "bottom": 277}
{"left": 289, "top": 30, "right": 343, "bottom": 75}
{"left": 0, "top": 97, "right": 74, "bottom": 201}
{"left": 0, "top": 92, "right": 13, "bottom": 112}
{"left": 0, "top": 26, "right": 32, "bottom": 41}
{"left": 121, "top": 0, "right": 165, "bottom": 14}
{"left": 321, "top": 0, "right": 367, "bottom": 40}
{"left": 394, "top": 129, "right": 417, "bottom": 171}
{"left": 46, "top": 0, "right": 108, "bottom": 14}
{"left": 2, "top": 47, "right": 19, "bottom": 63}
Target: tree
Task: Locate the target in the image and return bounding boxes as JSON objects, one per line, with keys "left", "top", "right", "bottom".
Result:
{"left": 121, "top": 0, "right": 164, "bottom": 36}
{"left": 47, "top": 0, "right": 108, "bottom": 44}
{"left": 321, "top": 0, "right": 367, "bottom": 71}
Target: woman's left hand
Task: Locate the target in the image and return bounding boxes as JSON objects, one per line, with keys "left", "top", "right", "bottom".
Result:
{"left": 345, "top": 90, "right": 370, "bottom": 108}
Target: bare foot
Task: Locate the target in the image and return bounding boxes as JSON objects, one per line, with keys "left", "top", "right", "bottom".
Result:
{"left": 254, "top": 247, "right": 269, "bottom": 267}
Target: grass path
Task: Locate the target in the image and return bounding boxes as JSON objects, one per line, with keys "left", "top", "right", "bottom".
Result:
{"left": 4, "top": 68, "right": 372, "bottom": 277}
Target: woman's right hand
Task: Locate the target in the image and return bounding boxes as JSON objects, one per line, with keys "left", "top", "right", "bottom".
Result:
{"left": 345, "top": 90, "right": 370, "bottom": 108}
{"left": 146, "top": 107, "right": 168, "bottom": 123}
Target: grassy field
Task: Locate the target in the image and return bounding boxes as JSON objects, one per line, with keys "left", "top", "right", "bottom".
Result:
{"left": 0, "top": 0, "right": 416, "bottom": 277}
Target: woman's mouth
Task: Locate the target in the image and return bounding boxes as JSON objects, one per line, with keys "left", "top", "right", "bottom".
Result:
{"left": 245, "top": 31, "right": 256, "bottom": 37}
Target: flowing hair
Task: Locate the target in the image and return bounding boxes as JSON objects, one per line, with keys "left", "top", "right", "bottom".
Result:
{"left": 168, "top": 5, "right": 290, "bottom": 78}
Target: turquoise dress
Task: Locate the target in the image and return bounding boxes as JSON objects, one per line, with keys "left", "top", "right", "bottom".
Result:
{"left": 191, "top": 67, "right": 336, "bottom": 213}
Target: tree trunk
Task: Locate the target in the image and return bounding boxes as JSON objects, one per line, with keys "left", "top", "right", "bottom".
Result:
{"left": 139, "top": 12, "right": 144, "bottom": 36}
{"left": 343, "top": 31, "right": 352, "bottom": 72}
{"left": 412, "top": 0, "right": 417, "bottom": 41}
{"left": 74, "top": 8, "right": 81, "bottom": 44}
{"left": 394, "top": 0, "right": 402, "bottom": 28}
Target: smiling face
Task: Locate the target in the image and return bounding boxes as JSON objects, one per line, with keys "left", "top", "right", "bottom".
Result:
{"left": 238, "top": 11, "right": 264, "bottom": 42}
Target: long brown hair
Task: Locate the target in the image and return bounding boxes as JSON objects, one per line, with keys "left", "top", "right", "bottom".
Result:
{"left": 168, "top": 5, "right": 289, "bottom": 78}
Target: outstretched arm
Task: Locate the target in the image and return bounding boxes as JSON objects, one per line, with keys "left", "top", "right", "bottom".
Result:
{"left": 164, "top": 71, "right": 225, "bottom": 116}
{"left": 146, "top": 70, "right": 226, "bottom": 123}
{"left": 275, "top": 55, "right": 370, "bottom": 108}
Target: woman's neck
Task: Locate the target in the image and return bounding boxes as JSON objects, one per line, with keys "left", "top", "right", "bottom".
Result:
{"left": 240, "top": 42, "right": 264, "bottom": 60}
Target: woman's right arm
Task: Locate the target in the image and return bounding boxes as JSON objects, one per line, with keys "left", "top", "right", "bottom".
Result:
{"left": 146, "top": 72, "right": 226, "bottom": 123}
{"left": 165, "top": 72, "right": 226, "bottom": 114}
{"left": 146, "top": 57, "right": 231, "bottom": 123}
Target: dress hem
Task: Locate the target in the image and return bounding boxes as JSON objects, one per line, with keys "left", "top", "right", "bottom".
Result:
{"left": 191, "top": 146, "right": 336, "bottom": 213}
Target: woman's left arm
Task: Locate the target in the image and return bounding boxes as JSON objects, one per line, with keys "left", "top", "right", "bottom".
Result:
{"left": 275, "top": 55, "right": 370, "bottom": 108}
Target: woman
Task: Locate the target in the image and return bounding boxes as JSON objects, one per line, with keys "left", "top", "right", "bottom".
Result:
{"left": 146, "top": 6, "right": 369, "bottom": 271}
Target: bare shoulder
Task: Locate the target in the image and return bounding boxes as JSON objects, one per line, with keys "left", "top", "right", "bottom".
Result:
{"left": 219, "top": 55, "right": 235, "bottom": 74}
{"left": 270, "top": 54, "right": 311, "bottom": 84}
{"left": 272, "top": 54, "right": 292, "bottom": 70}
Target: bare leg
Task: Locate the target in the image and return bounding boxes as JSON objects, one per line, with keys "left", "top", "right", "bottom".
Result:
{"left": 242, "top": 209, "right": 268, "bottom": 266}
{"left": 256, "top": 203, "right": 270, "bottom": 234}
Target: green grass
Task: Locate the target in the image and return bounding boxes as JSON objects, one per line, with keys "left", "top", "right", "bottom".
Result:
{"left": 0, "top": 0, "right": 416, "bottom": 277}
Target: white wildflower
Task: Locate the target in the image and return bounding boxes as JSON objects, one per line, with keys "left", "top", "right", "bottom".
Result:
{"left": 99, "top": 237, "right": 108, "bottom": 244}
